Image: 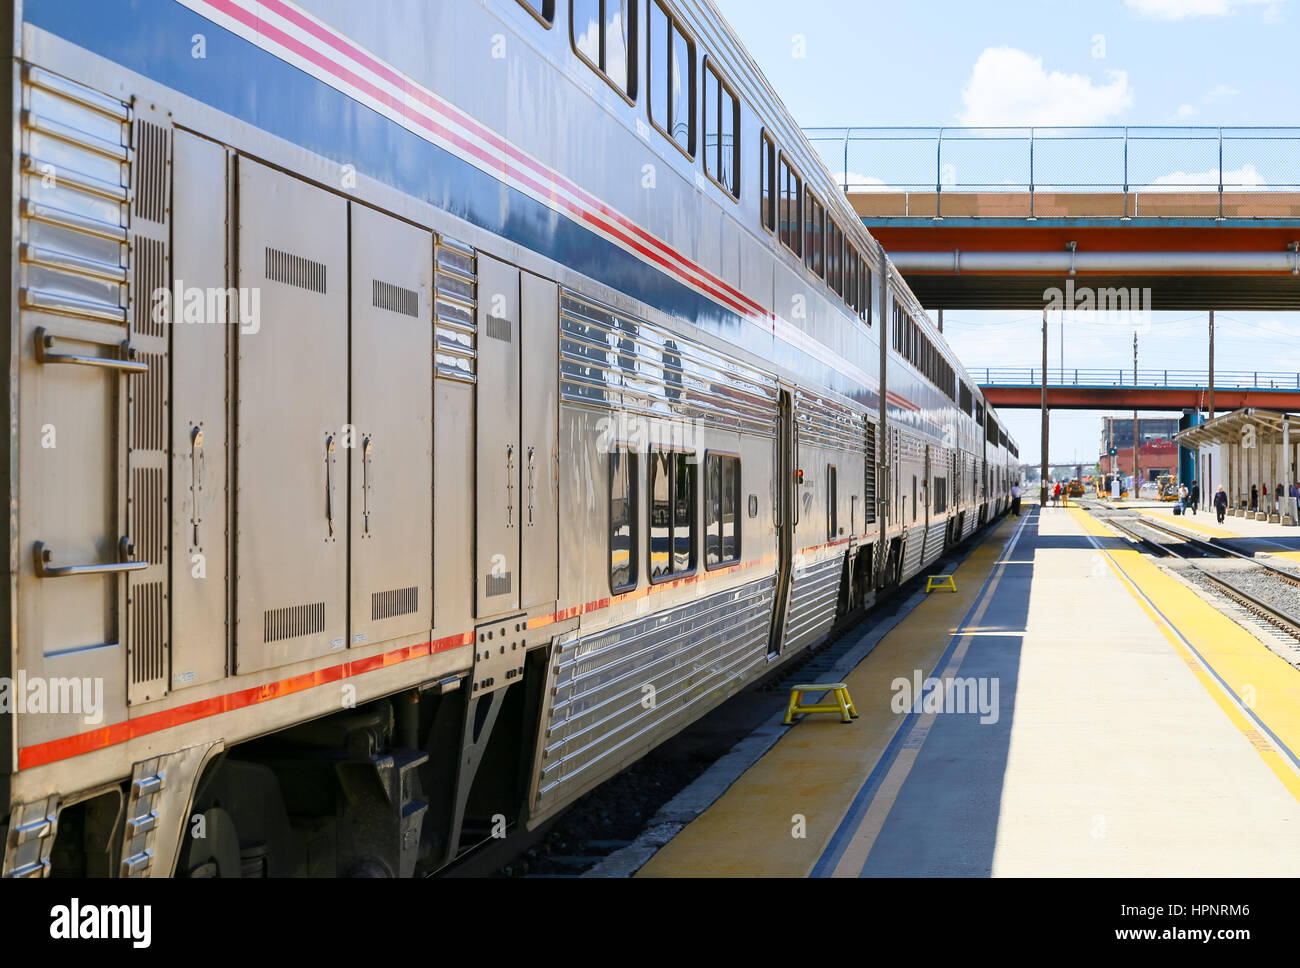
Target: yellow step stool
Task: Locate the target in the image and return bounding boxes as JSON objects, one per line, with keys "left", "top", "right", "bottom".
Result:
{"left": 783, "top": 683, "right": 857, "bottom": 725}
{"left": 925, "top": 574, "right": 957, "bottom": 593}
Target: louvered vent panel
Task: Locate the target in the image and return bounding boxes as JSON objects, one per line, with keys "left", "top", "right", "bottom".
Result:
{"left": 371, "top": 586, "right": 419, "bottom": 621}
{"left": 372, "top": 279, "right": 419, "bottom": 317}
{"left": 133, "top": 236, "right": 166, "bottom": 337}
{"left": 130, "top": 351, "right": 166, "bottom": 450}
{"left": 129, "top": 581, "right": 166, "bottom": 690}
{"left": 133, "top": 121, "right": 168, "bottom": 224}
{"left": 264, "top": 602, "right": 327, "bottom": 643}
{"left": 132, "top": 467, "right": 165, "bottom": 564}
{"left": 484, "top": 314, "right": 512, "bottom": 342}
{"left": 265, "top": 247, "right": 327, "bottom": 293}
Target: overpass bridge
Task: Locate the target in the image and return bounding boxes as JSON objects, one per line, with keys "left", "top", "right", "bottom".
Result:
{"left": 976, "top": 368, "right": 1300, "bottom": 410}
{"left": 805, "top": 126, "right": 1300, "bottom": 310}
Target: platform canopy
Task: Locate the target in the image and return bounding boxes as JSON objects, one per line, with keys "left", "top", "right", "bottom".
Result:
{"left": 1174, "top": 408, "right": 1298, "bottom": 449}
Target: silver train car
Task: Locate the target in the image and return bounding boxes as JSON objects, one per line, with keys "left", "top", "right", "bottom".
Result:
{"left": 0, "top": 0, "right": 1016, "bottom": 877}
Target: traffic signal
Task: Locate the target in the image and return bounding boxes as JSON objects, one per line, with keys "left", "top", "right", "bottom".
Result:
{"left": 1109, "top": 447, "right": 1117, "bottom": 456}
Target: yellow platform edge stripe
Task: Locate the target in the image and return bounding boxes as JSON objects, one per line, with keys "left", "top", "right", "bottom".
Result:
{"left": 1072, "top": 506, "right": 1300, "bottom": 804}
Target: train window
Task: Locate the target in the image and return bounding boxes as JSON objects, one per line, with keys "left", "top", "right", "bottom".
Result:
{"left": 705, "top": 452, "right": 741, "bottom": 568}
{"left": 760, "top": 130, "right": 776, "bottom": 234}
{"left": 518, "top": 0, "right": 556, "bottom": 25}
{"left": 934, "top": 476, "right": 947, "bottom": 514}
{"left": 610, "top": 449, "right": 638, "bottom": 593}
{"left": 650, "top": 448, "right": 697, "bottom": 581}
{"left": 648, "top": 0, "right": 694, "bottom": 156}
{"left": 827, "top": 464, "right": 838, "bottom": 540}
{"left": 702, "top": 59, "right": 740, "bottom": 198}
{"left": 860, "top": 262, "right": 872, "bottom": 324}
{"left": 827, "top": 220, "right": 843, "bottom": 296}
{"left": 804, "top": 192, "right": 824, "bottom": 277}
{"left": 912, "top": 475, "right": 918, "bottom": 522}
{"left": 778, "top": 153, "right": 801, "bottom": 256}
{"left": 571, "top": 0, "right": 637, "bottom": 101}
{"left": 844, "top": 246, "right": 856, "bottom": 311}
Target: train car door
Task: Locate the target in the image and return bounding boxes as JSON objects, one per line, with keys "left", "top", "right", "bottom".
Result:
{"left": 348, "top": 204, "right": 434, "bottom": 648}
{"left": 235, "top": 158, "right": 348, "bottom": 674}
{"left": 767, "top": 388, "right": 795, "bottom": 655}
{"left": 474, "top": 256, "right": 558, "bottom": 618}
{"left": 519, "top": 273, "right": 558, "bottom": 610}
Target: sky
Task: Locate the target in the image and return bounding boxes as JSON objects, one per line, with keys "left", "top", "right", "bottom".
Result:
{"left": 712, "top": 0, "right": 1300, "bottom": 465}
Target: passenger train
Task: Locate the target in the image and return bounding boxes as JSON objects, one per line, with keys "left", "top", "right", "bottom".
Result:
{"left": 0, "top": 0, "right": 1017, "bottom": 877}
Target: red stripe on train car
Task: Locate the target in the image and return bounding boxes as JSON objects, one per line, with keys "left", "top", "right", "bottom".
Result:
{"left": 16, "top": 632, "right": 473, "bottom": 769}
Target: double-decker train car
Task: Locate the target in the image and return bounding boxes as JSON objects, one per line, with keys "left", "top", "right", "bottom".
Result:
{"left": 1, "top": 0, "right": 1015, "bottom": 877}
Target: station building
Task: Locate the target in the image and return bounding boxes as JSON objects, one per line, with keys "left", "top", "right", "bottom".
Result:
{"left": 1175, "top": 409, "right": 1300, "bottom": 521}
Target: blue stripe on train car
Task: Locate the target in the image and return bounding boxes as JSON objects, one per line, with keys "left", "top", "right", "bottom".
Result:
{"left": 24, "top": 0, "right": 880, "bottom": 410}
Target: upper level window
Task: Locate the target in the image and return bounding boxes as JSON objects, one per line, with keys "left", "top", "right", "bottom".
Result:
{"left": 860, "top": 261, "right": 872, "bottom": 324}
{"left": 778, "top": 153, "right": 801, "bottom": 257}
{"left": 827, "top": 219, "right": 843, "bottom": 296}
{"left": 648, "top": 0, "right": 694, "bottom": 155}
{"left": 702, "top": 59, "right": 740, "bottom": 198}
{"left": 572, "top": 0, "right": 637, "bottom": 100}
{"left": 805, "top": 191, "right": 824, "bottom": 278}
{"left": 518, "top": 0, "right": 556, "bottom": 24}
{"left": 844, "top": 245, "right": 857, "bottom": 312}
{"left": 760, "top": 130, "right": 776, "bottom": 234}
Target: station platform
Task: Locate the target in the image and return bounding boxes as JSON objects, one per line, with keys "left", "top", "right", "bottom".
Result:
{"left": 637, "top": 504, "right": 1300, "bottom": 877}
{"left": 1128, "top": 501, "right": 1300, "bottom": 563}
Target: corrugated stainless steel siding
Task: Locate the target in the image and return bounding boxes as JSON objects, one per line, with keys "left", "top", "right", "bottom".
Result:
{"left": 785, "top": 553, "right": 841, "bottom": 645}
{"left": 795, "top": 387, "right": 864, "bottom": 455}
{"left": 902, "top": 525, "right": 926, "bottom": 580}
{"left": 921, "top": 520, "right": 947, "bottom": 567}
{"left": 559, "top": 291, "right": 779, "bottom": 437}
{"left": 536, "top": 574, "right": 774, "bottom": 811}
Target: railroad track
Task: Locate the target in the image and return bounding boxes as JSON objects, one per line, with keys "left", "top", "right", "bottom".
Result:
{"left": 1097, "top": 511, "right": 1300, "bottom": 640}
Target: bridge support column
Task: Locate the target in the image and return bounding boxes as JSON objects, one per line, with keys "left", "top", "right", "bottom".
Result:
{"left": 1040, "top": 310, "right": 1048, "bottom": 506}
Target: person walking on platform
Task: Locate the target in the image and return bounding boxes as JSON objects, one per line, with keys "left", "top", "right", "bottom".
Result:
{"left": 1010, "top": 481, "right": 1021, "bottom": 517}
{"left": 1190, "top": 480, "right": 1200, "bottom": 516}
{"left": 1177, "top": 482, "right": 1189, "bottom": 515}
{"left": 1214, "top": 485, "right": 1228, "bottom": 524}
{"left": 1052, "top": 481, "right": 1062, "bottom": 508}
{"left": 1251, "top": 484, "right": 1259, "bottom": 512}
{"left": 1276, "top": 482, "right": 1284, "bottom": 514}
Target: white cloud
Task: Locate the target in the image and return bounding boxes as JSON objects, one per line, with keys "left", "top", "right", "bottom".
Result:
{"left": 1176, "top": 104, "right": 1197, "bottom": 118}
{"left": 1147, "top": 162, "right": 1265, "bottom": 190}
{"left": 1206, "top": 84, "right": 1239, "bottom": 99}
{"left": 832, "top": 171, "right": 891, "bottom": 191}
{"left": 958, "top": 48, "right": 1134, "bottom": 126}
{"left": 1125, "top": 0, "right": 1280, "bottom": 18}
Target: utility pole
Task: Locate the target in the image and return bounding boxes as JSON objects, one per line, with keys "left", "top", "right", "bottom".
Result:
{"left": 1041, "top": 309, "right": 1049, "bottom": 506}
{"left": 1133, "top": 331, "right": 1140, "bottom": 500}
{"left": 1208, "top": 309, "right": 1215, "bottom": 421}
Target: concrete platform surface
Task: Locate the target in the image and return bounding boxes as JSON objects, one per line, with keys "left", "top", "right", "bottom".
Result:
{"left": 637, "top": 505, "right": 1300, "bottom": 877}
